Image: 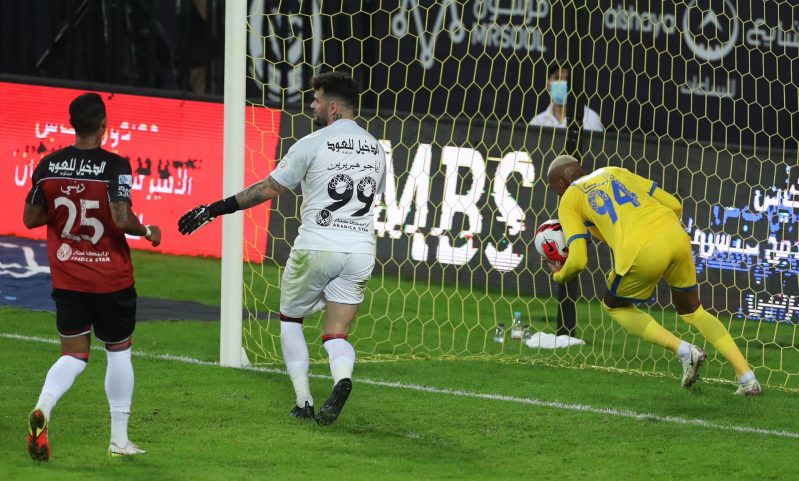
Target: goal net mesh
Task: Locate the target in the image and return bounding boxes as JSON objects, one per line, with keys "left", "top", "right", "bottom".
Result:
{"left": 241, "top": 1, "right": 799, "bottom": 391}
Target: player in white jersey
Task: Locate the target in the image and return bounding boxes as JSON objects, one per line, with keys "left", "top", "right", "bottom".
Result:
{"left": 178, "top": 72, "right": 386, "bottom": 425}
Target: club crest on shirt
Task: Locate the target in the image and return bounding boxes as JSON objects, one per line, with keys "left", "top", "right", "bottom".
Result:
{"left": 56, "top": 243, "right": 73, "bottom": 261}
{"left": 316, "top": 209, "right": 332, "bottom": 227}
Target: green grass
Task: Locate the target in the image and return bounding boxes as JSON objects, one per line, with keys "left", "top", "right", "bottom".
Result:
{"left": 1, "top": 249, "right": 798, "bottom": 480}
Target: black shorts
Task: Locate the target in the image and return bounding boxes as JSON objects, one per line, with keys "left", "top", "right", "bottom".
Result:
{"left": 52, "top": 285, "right": 137, "bottom": 344}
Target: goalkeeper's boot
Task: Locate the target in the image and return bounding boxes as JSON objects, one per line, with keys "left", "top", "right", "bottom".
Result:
{"left": 108, "top": 441, "right": 146, "bottom": 457}
{"left": 735, "top": 378, "right": 762, "bottom": 396}
{"left": 316, "top": 378, "right": 352, "bottom": 426}
{"left": 290, "top": 401, "right": 315, "bottom": 420}
{"left": 681, "top": 345, "right": 707, "bottom": 388}
{"left": 27, "top": 409, "right": 50, "bottom": 461}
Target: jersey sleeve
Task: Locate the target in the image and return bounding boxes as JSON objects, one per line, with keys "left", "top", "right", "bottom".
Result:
{"left": 651, "top": 186, "right": 683, "bottom": 219}
{"left": 558, "top": 188, "right": 590, "bottom": 247}
{"left": 108, "top": 157, "right": 134, "bottom": 204}
{"left": 25, "top": 161, "right": 48, "bottom": 206}
{"left": 624, "top": 169, "right": 683, "bottom": 219}
{"left": 630, "top": 170, "right": 657, "bottom": 196}
{"left": 269, "top": 139, "right": 313, "bottom": 189}
{"left": 553, "top": 188, "right": 589, "bottom": 283}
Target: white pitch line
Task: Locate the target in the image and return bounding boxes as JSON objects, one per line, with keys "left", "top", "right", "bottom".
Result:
{"left": 3, "top": 332, "right": 798, "bottom": 440}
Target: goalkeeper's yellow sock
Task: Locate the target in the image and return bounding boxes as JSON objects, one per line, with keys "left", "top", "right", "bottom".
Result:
{"left": 680, "top": 306, "right": 751, "bottom": 378}
{"left": 602, "top": 302, "right": 682, "bottom": 352}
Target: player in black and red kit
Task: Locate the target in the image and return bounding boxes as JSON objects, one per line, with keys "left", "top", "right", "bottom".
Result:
{"left": 23, "top": 93, "right": 161, "bottom": 460}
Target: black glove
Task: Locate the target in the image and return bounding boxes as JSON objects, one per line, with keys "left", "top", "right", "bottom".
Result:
{"left": 178, "top": 205, "right": 214, "bottom": 235}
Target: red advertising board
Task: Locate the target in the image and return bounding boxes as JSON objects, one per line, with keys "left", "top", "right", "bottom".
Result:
{"left": 0, "top": 82, "right": 281, "bottom": 260}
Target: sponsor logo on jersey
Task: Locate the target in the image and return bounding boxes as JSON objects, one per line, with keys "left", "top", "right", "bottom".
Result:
{"left": 316, "top": 209, "right": 332, "bottom": 227}
{"left": 68, "top": 250, "right": 111, "bottom": 263}
{"left": 118, "top": 174, "right": 133, "bottom": 186}
{"left": 56, "top": 243, "right": 73, "bottom": 261}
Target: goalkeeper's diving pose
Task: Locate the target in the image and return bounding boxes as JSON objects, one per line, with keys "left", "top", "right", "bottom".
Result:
{"left": 179, "top": 72, "right": 387, "bottom": 424}
{"left": 545, "top": 155, "right": 760, "bottom": 395}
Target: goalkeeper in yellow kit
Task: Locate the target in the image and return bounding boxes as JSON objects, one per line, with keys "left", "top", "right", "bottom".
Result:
{"left": 546, "top": 155, "right": 760, "bottom": 395}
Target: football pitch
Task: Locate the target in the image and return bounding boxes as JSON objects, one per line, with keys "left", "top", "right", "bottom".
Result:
{"left": 1, "top": 251, "right": 798, "bottom": 481}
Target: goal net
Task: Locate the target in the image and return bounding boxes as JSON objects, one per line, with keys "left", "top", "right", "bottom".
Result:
{"left": 238, "top": 1, "right": 799, "bottom": 390}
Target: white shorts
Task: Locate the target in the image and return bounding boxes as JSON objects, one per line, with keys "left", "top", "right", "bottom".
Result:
{"left": 280, "top": 249, "right": 375, "bottom": 318}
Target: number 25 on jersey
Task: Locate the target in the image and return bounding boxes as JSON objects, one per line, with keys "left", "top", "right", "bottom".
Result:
{"left": 54, "top": 196, "right": 104, "bottom": 244}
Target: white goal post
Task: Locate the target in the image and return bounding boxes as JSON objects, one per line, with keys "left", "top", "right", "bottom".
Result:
{"left": 219, "top": 0, "right": 246, "bottom": 368}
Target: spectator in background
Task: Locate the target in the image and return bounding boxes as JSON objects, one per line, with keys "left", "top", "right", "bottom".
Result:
{"left": 529, "top": 65, "right": 603, "bottom": 132}
{"left": 527, "top": 64, "right": 597, "bottom": 349}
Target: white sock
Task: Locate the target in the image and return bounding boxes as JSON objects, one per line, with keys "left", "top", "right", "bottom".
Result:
{"left": 280, "top": 322, "right": 313, "bottom": 407}
{"left": 323, "top": 338, "right": 355, "bottom": 384}
{"left": 105, "top": 348, "right": 134, "bottom": 446}
{"left": 676, "top": 341, "right": 691, "bottom": 361}
{"left": 738, "top": 370, "right": 756, "bottom": 384}
{"left": 35, "top": 355, "right": 87, "bottom": 420}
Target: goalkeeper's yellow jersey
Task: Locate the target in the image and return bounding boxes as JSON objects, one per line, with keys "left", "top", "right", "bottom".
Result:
{"left": 554, "top": 166, "right": 684, "bottom": 282}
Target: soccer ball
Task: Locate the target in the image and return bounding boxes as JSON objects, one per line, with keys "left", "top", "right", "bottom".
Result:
{"left": 534, "top": 219, "right": 568, "bottom": 262}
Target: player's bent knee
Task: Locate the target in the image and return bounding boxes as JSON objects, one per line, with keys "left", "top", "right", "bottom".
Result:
{"left": 321, "top": 333, "right": 348, "bottom": 343}
{"left": 280, "top": 312, "right": 304, "bottom": 324}
{"left": 601, "top": 300, "right": 630, "bottom": 313}
{"left": 62, "top": 351, "right": 90, "bottom": 362}
{"left": 679, "top": 305, "right": 706, "bottom": 325}
{"left": 105, "top": 338, "right": 132, "bottom": 352}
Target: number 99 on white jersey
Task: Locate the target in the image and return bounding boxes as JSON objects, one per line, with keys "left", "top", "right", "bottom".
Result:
{"left": 270, "top": 119, "right": 387, "bottom": 255}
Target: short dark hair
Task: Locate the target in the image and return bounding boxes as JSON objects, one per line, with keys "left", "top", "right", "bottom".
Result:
{"left": 311, "top": 72, "right": 359, "bottom": 110}
{"left": 548, "top": 64, "right": 568, "bottom": 79}
{"left": 69, "top": 93, "right": 106, "bottom": 136}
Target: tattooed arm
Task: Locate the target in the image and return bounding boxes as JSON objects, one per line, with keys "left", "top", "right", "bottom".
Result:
{"left": 235, "top": 176, "right": 288, "bottom": 209}
{"left": 178, "top": 175, "right": 290, "bottom": 235}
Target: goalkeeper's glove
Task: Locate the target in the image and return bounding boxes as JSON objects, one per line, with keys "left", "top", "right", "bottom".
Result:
{"left": 178, "top": 205, "right": 214, "bottom": 235}
{"left": 178, "top": 196, "right": 241, "bottom": 235}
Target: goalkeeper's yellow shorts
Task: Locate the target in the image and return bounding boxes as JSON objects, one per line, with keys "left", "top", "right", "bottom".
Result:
{"left": 606, "top": 224, "right": 697, "bottom": 302}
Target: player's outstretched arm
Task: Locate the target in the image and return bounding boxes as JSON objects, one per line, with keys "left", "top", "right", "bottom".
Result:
{"left": 111, "top": 201, "right": 161, "bottom": 246}
{"left": 177, "top": 176, "right": 288, "bottom": 235}
{"left": 235, "top": 176, "right": 288, "bottom": 209}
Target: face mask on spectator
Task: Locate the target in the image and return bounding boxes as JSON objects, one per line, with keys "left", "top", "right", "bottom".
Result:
{"left": 549, "top": 80, "right": 568, "bottom": 105}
